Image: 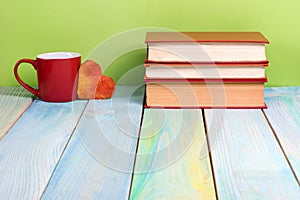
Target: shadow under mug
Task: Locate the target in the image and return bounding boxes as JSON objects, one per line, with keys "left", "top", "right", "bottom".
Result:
{"left": 14, "top": 52, "right": 81, "bottom": 102}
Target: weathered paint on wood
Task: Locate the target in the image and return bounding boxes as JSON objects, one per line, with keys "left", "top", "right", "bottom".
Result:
{"left": 0, "top": 87, "right": 32, "bottom": 140}
{"left": 264, "top": 86, "right": 300, "bottom": 180}
{"left": 0, "top": 100, "right": 87, "bottom": 199}
{"left": 1, "top": 86, "right": 299, "bottom": 199}
{"left": 130, "top": 109, "right": 216, "bottom": 200}
{"left": 205, "top": 109, "right": 300, "bottom": 199}
{"left": 41, "top": 86, "right": 145, "bottom": 200}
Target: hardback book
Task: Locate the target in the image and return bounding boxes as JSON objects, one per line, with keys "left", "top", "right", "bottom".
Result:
{"left": 144, "top": 78, "right": 267, "bottom": 108}
{"left": 145, "top": 62, "right": 267, "bottom": 79}
{"left": 145, "top": 32, "right": 269, "bottom": 64}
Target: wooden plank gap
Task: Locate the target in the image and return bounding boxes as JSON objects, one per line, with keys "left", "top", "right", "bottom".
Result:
{"left": 0, "top": 100, "right": 33, "bottom": 140}
{"left": 0, "top": 87, "right": 33, "bottom": 141}
{"left": 202, "top": 108, "right": 219, "bottom": 200}
{"left": 128, "top": 106, "right": 146, "bottom": 200}
{"left": 130, "top": 109, "right": 216, "bottom": 199}
{"left": 0, "top": 100, "right": 88, "bottom": 199}
{"left": 261, "top": 109, "right": 300, "bottom": 186}
{"left": 40, "top": 100, "right": 90, "bottom": 198}
{"left": 41, "top": 85, "right": 145, "bottom": 199}
{"left": 205, "top": 109, "right": 300, "bottom": 199}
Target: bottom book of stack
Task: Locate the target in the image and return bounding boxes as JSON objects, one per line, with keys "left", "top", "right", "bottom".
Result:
{"left": 145, "top": 78, "right": 267, "bottom": 108}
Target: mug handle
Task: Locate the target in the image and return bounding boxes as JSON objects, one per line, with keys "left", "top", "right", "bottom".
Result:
{"left": 14, "top": 59, "right": 39, "bottom": 97}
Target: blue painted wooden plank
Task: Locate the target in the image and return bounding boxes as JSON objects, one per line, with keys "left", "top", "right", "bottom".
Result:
{"left": 205, "top": 109, "right": 300, "bottom": 199}
{"left": 264, "top": 86, "right": 300, "bottom": 97}
{"left": 264, "top": 86, "right": 300, "bottom": 180}
{"left": 0, "top": 87, "right": 32, "bottom": 140}
{"left": 130, "top": 109, "right": 216, "bottom": 199}
{"left": 41, "top": 85, "right": 145, "bottom": 200}
{"left": 0, "top": 100, "right": 87, "bottom": 199}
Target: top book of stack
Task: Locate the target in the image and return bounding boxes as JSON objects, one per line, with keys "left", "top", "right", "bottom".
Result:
{"left": 145, "top": 32, "right": 269, "bottom": 64}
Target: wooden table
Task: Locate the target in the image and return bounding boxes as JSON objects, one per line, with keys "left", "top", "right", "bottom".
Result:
{"left": 0, "top": 86, "right": 299, "bottom": 199}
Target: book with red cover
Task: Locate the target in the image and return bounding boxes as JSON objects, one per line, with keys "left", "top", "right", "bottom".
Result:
{"left": 144, "top": 62, "right": 269, "bottom": 67}
{"left": 144, "top": 76, "right": 268, "bottom": 83}
{"left": 145, "top": 32, "right": 269, "bottom": 43}
{"left": 144, "top": 62, "right": 268, "bottom": 79}
{"left": 144, "top": 77, "right": 267, "bottom": 109}
{"left": 145, "top": 32, "right": 269, "bottom": 64}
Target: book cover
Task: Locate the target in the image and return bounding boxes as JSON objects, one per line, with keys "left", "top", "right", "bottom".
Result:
{"left": 144, "top": 76, "right": 268, "bottom": 83}
{"left": 144, "top": 62, "right": 269, "bottom": 67}
{"left": 144, "top": 62, "right": 267, "bottom": 79}
{"left": 145, "top": 32, "right": 269, "bottom": 63}
{"left": 145, "top": 32, "right": 269, "bottom": 43}
{"left": 144, "top": 60, "right": 269, "bottom": 65}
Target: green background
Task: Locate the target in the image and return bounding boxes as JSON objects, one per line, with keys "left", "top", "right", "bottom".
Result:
{"left": 1, "top": 0, "right": 299, "bottom": 86}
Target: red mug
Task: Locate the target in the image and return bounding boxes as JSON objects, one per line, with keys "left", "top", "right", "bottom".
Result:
{"left": 14, "top": 52, "right": 81, "bottom": 102}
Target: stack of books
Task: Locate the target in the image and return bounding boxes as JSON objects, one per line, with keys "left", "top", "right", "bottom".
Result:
{"left": 144, "top": 32, "right": 269, "bottom": 108}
